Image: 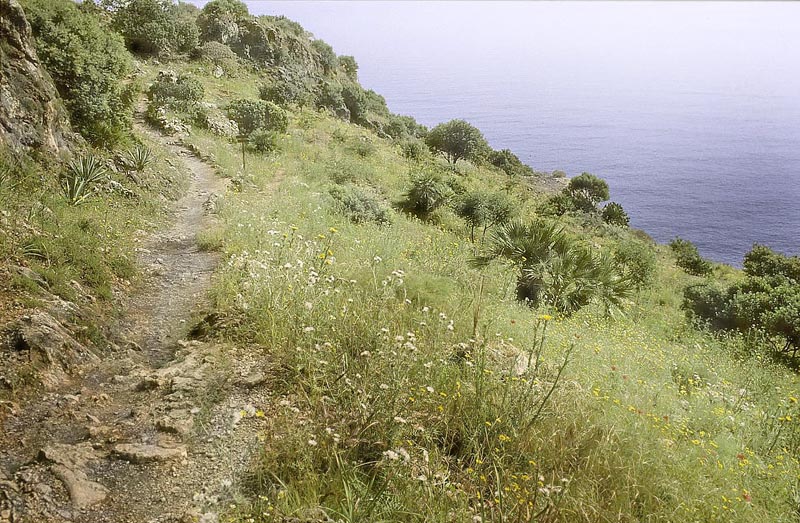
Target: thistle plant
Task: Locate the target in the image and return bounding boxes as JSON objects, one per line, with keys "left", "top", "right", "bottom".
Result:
{"left": 60, "top": 154, "right": 107, "bottom": 206}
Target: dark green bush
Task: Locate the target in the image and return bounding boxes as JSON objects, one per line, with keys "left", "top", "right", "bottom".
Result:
{"left": 197, "top": 41, "right": 239, "bottom": 76}
{"left": 341, "top": 84, "right": 369, "bottom": 124}
{"left": 315, "top": 82, "right": 348, "bottom": 118}
{"left": 148, "top": 71, "right": 204, "bottom": 109}
{"left": 311, "top": 39, "right": 337, "bottom": 74}
{"left": 385, "top": 114, "right": 428, "bottom": 140}
{"left": 487, "top": 149, "right": 534, "bottom": 177}
{"left": 338, "top": 55, "right": 358, "bottom": 81}
{"left": 196, "top": 0, "right": 249, "bottom": 42}
{"left": 613, "top": 239, "right": 656, "bottom": 289}
{"left": 538, "top": 193, "right": 576, "bottom": 217}
{"left": 402, "top": 171, "right": 455, "bottom": 217}
{"left": 602, "top": 202, "right": 630, "bottom": 227}
{"left": 329, "top": 184, "right": 391, "bottom": 225}
{"left": 399, "top": 138, "right": 429, "bottom": 161}
{"left": 669, "top": 237, "right": 712, "bottom": 276}
{"left": 259, "top": 80, "right": 308, "bottom": 107}
{"left": 23, "top": 0, "right": 133, "bottom": 147}
{"left": 113, "top": 0, "right": 198, "bottom": 56}
{"left": 564, "top": 172, "right": 609, "bottom": 212}
{"left": 248, "top": 129, "right": 278, "bottom": 154}
{"left": 227, "top": 99, "right": 288, "bottom": 136}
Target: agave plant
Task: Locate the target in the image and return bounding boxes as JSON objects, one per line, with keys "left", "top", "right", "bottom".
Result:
{"left": 60, "top": 155, "right": 107, "bottom": 206}
{"left": 124, "top": 144, "right": 154, "bottom": 174}
{"left": 474, "top": 219, "right": 633, "bottom": 316}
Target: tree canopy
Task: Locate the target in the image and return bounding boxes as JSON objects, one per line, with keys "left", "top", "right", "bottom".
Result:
{"left": 425, "top": 119, "right": 489, "bottom": 165}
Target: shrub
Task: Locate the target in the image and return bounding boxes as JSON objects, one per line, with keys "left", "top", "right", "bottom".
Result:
{"left": 148, "top": 71, "right": 205, "bottom": 109}
{"left": 123, "top": 145, "right": 154, "bottom": 174}
{"left": 329, "top": 184, "right": 392, "bottom": 225}
{"left": 564, "top": 172, "right": 609, "bottom": 212}
{"left": 669, "top": 237, "right": 712, "bottom": 276}
{"left": 455, "top": 191, "right": 515, "bottom": 242}
{"left": 197, "top": 41, "right": 239, "bottom": 76}
{"left": 196, "top": 0, "right": 249, "bottom": 42}
{"left": 23, "top": 0, "right": 132, "bottom": 147}
{"left": 402, "top": 171, "right": 454, "bottom": 217}
{"left": 113, "top": 0, "right": 197, "bottom": 56}
{"left": 425, "top": 119, "right": 489, "bottom": 165}
{"left": 613, "top": 239, "right": 656, "bottom": 289}
{"left": 227, "top": 99, "right": 288, "bottom": 136}
{"left": 487, "top": 149, "right": 534, "bottom": 177}
{"left": 345, "top": 138, "right": 376, "bottom": 158}
{"left": 60, "top": 155, "right": 108, "bottom": 206}
{"left": 476, "top": 220, "right": 632, "bottom": 315}
{"left": 385, "top": 114, "right": 428, "bottom": 140}
{"left": 341, "top": 84, "right": 369, "bottom": 124}
{"left": 338, "top": 55, "right": 358, "bottom": 81}
{"left": 259, "top": 80, "right": 307, "bottom": 107}
{"left": 538, "top": 193, "right": 576, "bottom": 217}
{"left": 399, "top": 138, "right": 428, "bottom": 161}
{"left": 602, "top": 202, "right": 630, "bottom": 227}
{"left": 315, "top": 81, "right": 348, "bottom": 118}
{"left": 248, "top": 129, "right": 278, "bottom": 154}
{"left": 311, "top": 39, "right": 337, "bottom": 74}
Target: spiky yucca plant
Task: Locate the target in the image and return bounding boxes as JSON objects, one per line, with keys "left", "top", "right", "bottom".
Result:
{"left": 124, "top": 144, "right": 153, "bottom": 173}
{"left": 475, "top": 219, "right": 633, "bottom": 316}
{"left": 60, "top": 155, "right": 107, "bottom": 206}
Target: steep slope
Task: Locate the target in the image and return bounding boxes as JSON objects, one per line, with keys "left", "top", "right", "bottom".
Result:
{"left": 0, "top": 0, "right": 77, "bottom": 155}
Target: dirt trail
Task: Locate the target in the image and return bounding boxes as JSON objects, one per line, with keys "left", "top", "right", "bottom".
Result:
{"left": 0, "top": 117, "right": 272, "bottom": 523}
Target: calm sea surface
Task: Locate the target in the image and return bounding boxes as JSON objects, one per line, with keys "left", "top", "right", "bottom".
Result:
{"left": 234, "top": 1, "right": 800, "bottom": 265}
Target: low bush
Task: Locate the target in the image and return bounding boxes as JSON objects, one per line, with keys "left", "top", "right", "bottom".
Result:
{"left": 148, "top": 71, "right": 205, "bottom": 109}
{"left": 248, "top": 129, "right": 278, "bottom": 154}
{"left": 669, "top": 237, "right": 712, "bottom": 276}
{"left": 227, "top": 99, "right": 288, "bottom": 136}
{"left": 613, "top": 239, "right": 656, "bottom": 289}
{"left": 402, "top": 171, "right": 455, "bottom": 217}
{"left": 197, "top": 41, "right": 239, "bottom": 76}
{"left": 329, "top": 184, "right": 392, "bottom": 225}
{"left": 602, "top": 202, "right": 630, "bottom": 227}
{"left": 60, "top": 155, "right": 108, "bottom": 206}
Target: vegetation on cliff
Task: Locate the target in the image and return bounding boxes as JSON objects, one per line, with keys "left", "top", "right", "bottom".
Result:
{"left": 1, "top": 1, "right": 799, "bottom": 522}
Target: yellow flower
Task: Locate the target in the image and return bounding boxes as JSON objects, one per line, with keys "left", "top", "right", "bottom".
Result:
{"left": 538, "top": 314, "right": 553, "bottom": 321}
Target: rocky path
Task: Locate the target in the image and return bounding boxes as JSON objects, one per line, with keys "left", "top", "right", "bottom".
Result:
{"left": 0, "top": 119, "right": 272, "bottom": 523}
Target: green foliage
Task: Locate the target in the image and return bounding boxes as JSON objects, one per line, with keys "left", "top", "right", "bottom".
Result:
{"left": 23, "top": 0, "right": 132, "bottom": 147}
{"left": 122, "top": 145, "right": 154, "bottom": 174}
{"left": 338, "top": 55, "right": 358, "bottom": 81}
{"left": 113, "top": 0, "right": 198, "bottom": 56}
{"left": 247, "top": 129, "right": 278, "bottom": 154}
{"left": 345, "top": 138, "right": 376, "bottom": 158}
{"left": 227, "top": 99, "right": 288, "bottom": 136}
{"left": 425, "top": 119, "right": 489, "bottom": 165}
{"left": 311, "top": 39, "right": 338, "bottom": 74}
{"left": 564, "top": 172, "right": 610, "bottom": 212}
{"left": 538, "top": 193, "right": 576, "bottom": 217}
{"left": 60, "top": 155, "right": 108, "bottom": 206}
{"left": 402, "top": 171, "right": 455, "bottom": 217}
{"left": 398, "top": 138, "right": 429, "bottom": 161}
{"left": 329, "top": 184, "right": 392, "bottom": 225}
{"left": 385, "top": 114, "right": 428, "bottom": 140}
{"left": 477, "top": 220, "right": 632, "bottom": 315}
{"left": 613, "top": 239, "right": 657, "bottom": 290}
{"left": 148, "top": 71, "right": 205, "bottom": 109}
{"left": 487, "top": 149, "right": 534, "bottom": 177}
{"left": 683, "top": 245, "right": 800, "bottom": 355}
{"left": 196, "top": 41, "right": 240, "bottom": 76}
{"left": 315, "top": 81, "right": 347, "bottom": 117}
{"left": 341, "top": 84, "right": 369, "bottom": 125}
{"left": 454, "top": 191, "right": 515, "bottom": 242}
{"left": 196, "top": 0, "right": 249, "bottom": 42}
{"left": 602, "top": 202, "right": 630, "bottom": 227}
{"left": 259, "top": 79, "right": 307, "bottom": 107}
{"left": 669, "top": 237, "right": 712, "bottom": 276}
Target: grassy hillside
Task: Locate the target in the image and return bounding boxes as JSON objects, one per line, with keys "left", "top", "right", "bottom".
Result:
{"left": 2, "top": 0, "right": 799, "bottom": 521}
{"left": 150, "top": 59, "right": 800, "bottom": 522}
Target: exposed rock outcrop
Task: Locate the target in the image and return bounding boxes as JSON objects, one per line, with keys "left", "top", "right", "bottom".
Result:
{"left": 0, "top": 0, "right": 77, "bottom": 155}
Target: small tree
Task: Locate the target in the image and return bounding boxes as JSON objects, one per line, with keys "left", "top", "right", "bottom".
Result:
{"left": 455, "top": 191, "right": 515, "bottom": 242}
{"left": 226, "top": 99, "right": 288, "bottom": 136}
{"left": 487, "top": 149, "right": 534, "bottom": 177}
{"left": 564, "top": 172, "right": 609, "bottom": 212}
{"left": 602, "top": 202, "right": 630, "bottom": 227}
{"left": 425, "top": 119, "right": 489, "bottom": 166}
{"left": 613, "top": 239, "right": 656, "bottom": 289}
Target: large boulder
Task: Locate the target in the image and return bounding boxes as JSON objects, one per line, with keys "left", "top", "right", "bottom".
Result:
{"left": 0, "top": 0, "right": 77, "bottom": 155}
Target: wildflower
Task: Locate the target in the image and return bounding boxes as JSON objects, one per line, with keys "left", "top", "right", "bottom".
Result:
{"left": 538, "top": 314, "right": 553, "bottom": 321}
{"left": 329, "top": 227, "right": 338, "bottom": 234}
{"left": 303, "top": 326, "right": 315, "bottom": 333}
{"left": 307, "top": 439, "right": 318, "bottom": 446}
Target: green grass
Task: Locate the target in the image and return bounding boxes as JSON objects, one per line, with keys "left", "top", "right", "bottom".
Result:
{"left": 157, "top": 64, "right": 800, "bottom": 523}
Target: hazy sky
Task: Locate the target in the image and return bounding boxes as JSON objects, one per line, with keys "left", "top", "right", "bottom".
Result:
{"left": 189, "top": 1, "right": 800, "bottom": 100}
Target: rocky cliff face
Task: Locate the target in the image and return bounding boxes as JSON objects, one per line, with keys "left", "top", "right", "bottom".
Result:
{"left": 0, "top": 0, "right": 76, "bottom": 156}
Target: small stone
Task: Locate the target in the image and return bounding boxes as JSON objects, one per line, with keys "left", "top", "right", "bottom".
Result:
{"left": 112, "top": 443, "right": 187, "bottom": 463}
{"left": 239, "top": 371, "right": 266, "bottom": 389}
